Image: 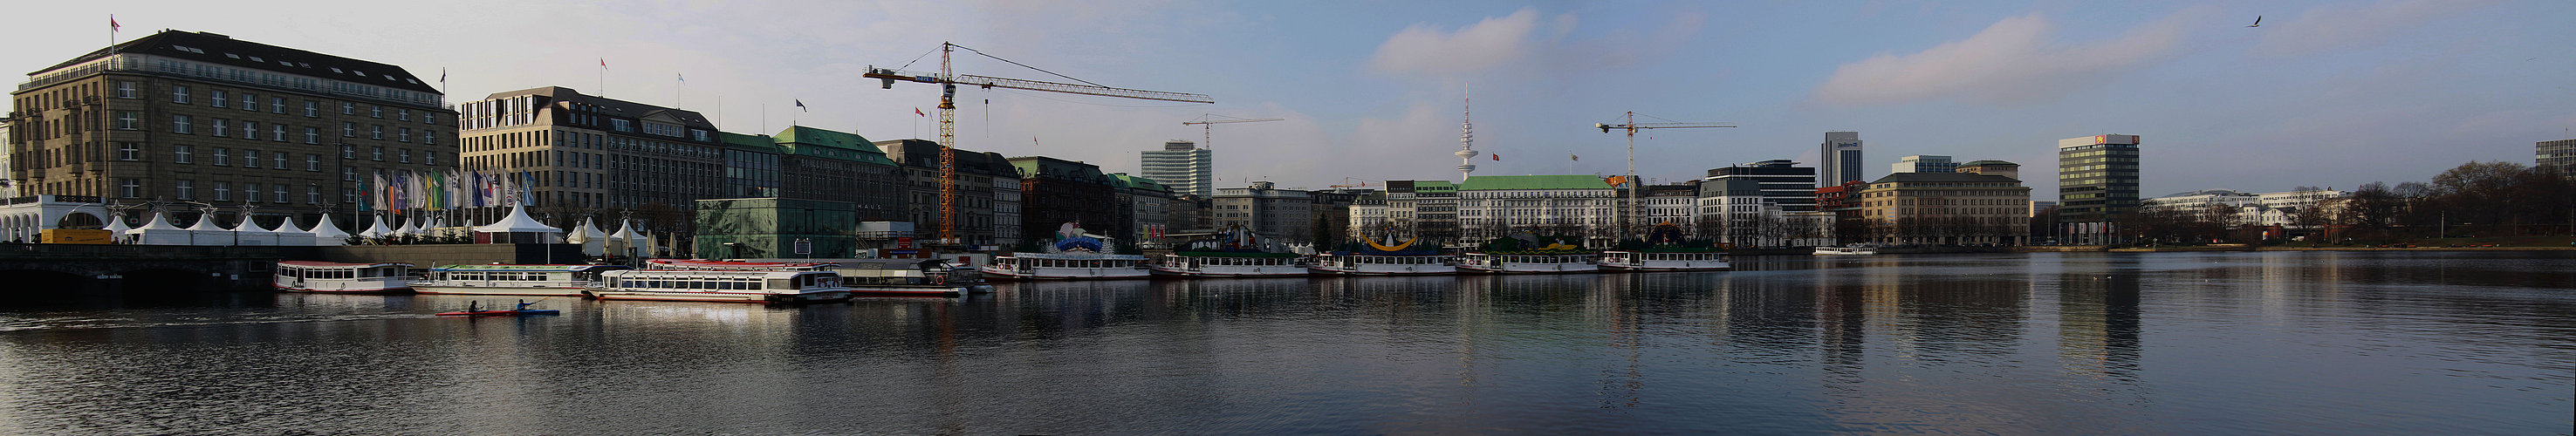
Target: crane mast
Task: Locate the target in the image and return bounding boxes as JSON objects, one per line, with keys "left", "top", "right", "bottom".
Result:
{"left": 866, "top": 43, "right": 1211, "bottom": 249}
{"left": 1594, "top": 112, "right": 1735, "bottom": 239}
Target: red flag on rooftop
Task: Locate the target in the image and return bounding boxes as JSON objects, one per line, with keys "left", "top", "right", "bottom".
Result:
{"left": 915, "top": 107, "right": 924, "bottom": 117}
{"left": 110, "top": 16, "right": 120, "bottom": 31}
{"left": 1491, "top": 153, "right": 1500, "bottom": 160}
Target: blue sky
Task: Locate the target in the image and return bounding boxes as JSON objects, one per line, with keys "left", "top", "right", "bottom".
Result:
{"left": 11, "top": 0, "right": 2571, "bottom": 198}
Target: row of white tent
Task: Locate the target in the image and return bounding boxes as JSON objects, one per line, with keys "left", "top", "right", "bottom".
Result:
{"left": 110, "top": 204, "right": 654, "bottom": 255}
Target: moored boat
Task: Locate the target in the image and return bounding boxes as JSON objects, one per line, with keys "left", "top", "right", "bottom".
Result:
{"left": 590, "top": 269, "right": 852, "bottom": 303}
{"left": 981, "top": 221, "right": 1150, "bottom": 281}
{"left": 1597, "top": 250, "right": 1732, "bottom": 271}
{"left": 798, "top": 258, "right": 992, "bottom": 296}
{"left": 646, "top": 258, "right": 833, "bottom": 271}
{"left": 273, "top": 261, "right": 415, "bottom": 293}
{"left": 1150, "top": 225, "right": 1309, "bottom": 277}
{"left": 1310, "top": 234, "right": 1454, "bottom": 276}
{"left": 435, "top": 309, "right": 561, "bottom": 317}
{"left": 1456, "top": 232, "right": 1597, "bottom": 274}
{"left": 410, "top": 264, "right": 632, "bottom": 296}
{"left": 1812, "top": 244, "right": 1881, "bottom": 255}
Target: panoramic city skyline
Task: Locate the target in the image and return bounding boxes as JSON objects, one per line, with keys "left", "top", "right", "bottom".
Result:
{"left": 7, "top": 0, "right": 2568, "bottom": 197}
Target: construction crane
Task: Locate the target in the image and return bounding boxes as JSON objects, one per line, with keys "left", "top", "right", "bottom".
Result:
{"left": 1181, "top": 114, "right": 1283, "bottom": 149}
{"left": 1595, "top": 112, "right": 1735, "bottom": 237}
{"left": 1327, "top": 176, "right": 1373, "bottom": 190}
{"left": 866, "top": 43, "right": 1211, "bottom": 248}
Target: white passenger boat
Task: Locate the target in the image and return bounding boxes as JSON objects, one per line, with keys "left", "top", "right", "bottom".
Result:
{"left": 1812, "top": 244, "right": 1882, "bottom": 255}
{"left": 409, "top": 264, "right": 632, "bottom": 296}
{"left": 1311, "top": 235, "right": 1454, "bottom": 276}
{"left": 981, "top": 221, "right": 1150, "bottom": 281}
{"left": 805, "top": 259, "right": 992, "bottom": 296}
{"left": 273, "top": 261, "right": 415, "bottom": 293}
{"left": 1150, "top": 226, "right": 1309, "bottom": 277}
{"left": 590, "top": 269, "right": 851, "bottom": 303}
{"left": 1597, "top": 250, "right": 1732, "bottom": 271}
{"left": 1456, "top": 253, "right": 1600, "bottom": 274}
{"left": 646, "top": 258, "right": 833, "bottom": 271}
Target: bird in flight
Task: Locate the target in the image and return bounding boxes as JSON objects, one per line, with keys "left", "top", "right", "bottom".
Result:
{"left": 2248, "top": 16, "right": 2262, "bottom": 27}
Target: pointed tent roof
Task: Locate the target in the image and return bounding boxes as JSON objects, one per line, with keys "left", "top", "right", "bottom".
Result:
{"left": 568, "top": 217, "right": 606, "bottom": 242}
{"left": 184, "top": 213, "right": 230, "bottom": 231}
{"left": 128, "top": 211, "right": 185, "bottom": 234}
{"left": 360, "top": 215, "right": 393, "bottom": 237}
{"left": 474, "top": 204, "right": 562, "bottom": 233}
{"left": 307, "top": 215, "right": 351, "bottom": 239}
{"left": 391, "top": 215, "right": 420, "bottom": 235}
{"left": 236, "top": 215, "right": 276, "bottom": 235}
{"left": 103, "top": 214, "right": 134, "bottom": 234}
{"left": 606, "top": 219, "right": 637, "bottom": 241}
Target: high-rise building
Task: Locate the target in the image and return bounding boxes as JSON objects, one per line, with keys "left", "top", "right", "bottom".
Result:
{"left": 1139, "top": 140, "right": 1211, "bottom": 197}
{"left": 2058, "top": 134, "right": 2141, "bottom": 242}
{"left": 1818, "top": 132, "right": 1863, "bottom": 187}
{"left": 7, "top": 30, "right": 456, "bottom": 229}
{"left": 2539, "top": 139, "right": 2576, "bottom": 174}
{"left": 1704, "top": 160, "right": 1819, "bottom": 212}
{"left": 1892, "top": 155, "right": 1955, "bottom": 174}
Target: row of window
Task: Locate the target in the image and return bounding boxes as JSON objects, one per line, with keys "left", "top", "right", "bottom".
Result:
{"left": 115, "top": 178, "right": 325, "bottom": 205}
{"left": 152, "top": 82, "right": 439, "bottom": 124}
{"left": 146, "top": 144, "right": 436, "bottom": 167}
{"left": 159, "top": 114, "right": 439, "bottom": 145}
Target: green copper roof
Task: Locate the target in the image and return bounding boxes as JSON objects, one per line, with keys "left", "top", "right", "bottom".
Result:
{"left": 1110, "top": 174, "right": 1169, "bottom": 192}
{"left": 719, "top": 132, "right": 783, "bottom": 153}
{"left": 772, "top": 126, "right": 896, "bottom": 166}
{"left": 1458, "top": 174, "right": 1613, "bottom": 191}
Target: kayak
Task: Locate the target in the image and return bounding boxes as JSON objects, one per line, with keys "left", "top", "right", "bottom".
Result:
{"left": 435, "top": 310, "right": 561, "bottom": 317}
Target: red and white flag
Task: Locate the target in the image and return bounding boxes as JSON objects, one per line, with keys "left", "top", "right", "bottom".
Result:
{"left": 915, "top": 107, "right": 925, "bottom": 117}
{"left": 1491, "top": 153, "right": 1500, "bottom": 161}
{"left": 110, "top": 16, "right": 120, "bottom": 31}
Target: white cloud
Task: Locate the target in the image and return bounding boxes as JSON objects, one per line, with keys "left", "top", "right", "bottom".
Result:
{"left": 1812, "top": 9, "right": 2204, "bottom": 106}
{"left": 2251, "top": 0, "right": 2500, "bottom": 57}
{"left": 1366, "top": 9, "right": 1549, "bottom": 78}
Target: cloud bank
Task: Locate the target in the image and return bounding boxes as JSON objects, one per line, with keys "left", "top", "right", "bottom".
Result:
{"left": 1812, "top": 10, "right": 2203, "bottom": 106}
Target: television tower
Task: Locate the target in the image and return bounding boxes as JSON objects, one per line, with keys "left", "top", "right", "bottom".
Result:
{"left": 1454, "top": 84, "right": 1479, "bottom": 181}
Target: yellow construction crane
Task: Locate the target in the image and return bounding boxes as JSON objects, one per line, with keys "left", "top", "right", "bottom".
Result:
{"left": 866, "top": 43, "right": 1211, "bottom": 248}
{"left": 1181, "top": 114, "right": 1283, "bottom": 149}
{"left": 1595, "top": 112, "right": 1734, "bottom": 236}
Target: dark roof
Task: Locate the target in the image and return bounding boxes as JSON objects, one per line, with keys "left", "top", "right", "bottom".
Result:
{"left": 39, "top": 30, "right": 441, "bottom": 94}
{"left": 870, "top": 139, "right": 1017, "bottom": 176}
{"left": 1867, "top": 172, "right": 2022, "bottom": 184}
{"left": 482, "top": 86, "right": 716, "bottom": 130}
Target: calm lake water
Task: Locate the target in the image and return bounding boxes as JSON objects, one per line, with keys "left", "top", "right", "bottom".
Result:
{"left": 2, "top": 251, "right": 2570, "bottom": 434}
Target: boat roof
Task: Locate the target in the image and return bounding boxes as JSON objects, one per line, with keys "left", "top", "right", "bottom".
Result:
{"left": 604, "top": 269, "right": 830, "bottom": 278}
{"left": 430, "top": 264, "right": 630, "bottom": 272}
{"left": 999, "top": 253, "right": 1148, "bottom": 260}
{"left": 278, "top": 261, "right": 412, "bottom": 268}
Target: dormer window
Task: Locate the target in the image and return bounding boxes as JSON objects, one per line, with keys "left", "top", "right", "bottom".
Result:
{"left": 224, "top": 53, "right": 241, "bottom": 59}
{"left": 250, "top": 56, "right": 264, "bottom": 62}
{"left": 330, "top": 67, "right": 344, "bottom": 73}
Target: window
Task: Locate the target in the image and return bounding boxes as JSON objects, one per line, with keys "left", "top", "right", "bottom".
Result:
{"left": 423, "top": 131, "right": 436, "bottom": 145}
{"left": 343, "top": 187, "right": 356, "bottom": 204}
{"left": 175, "top": 145, "right": 194, "bottom": 163}
{"left": 611, "top": 119, "right": 631, "bottom": 132}
{"left": 239, "top": 93, "right": 254, "bottom": 111}
{"left": 120, "top": 179, "right": 141, "bottom": 198}
{"left": 306, "top": 154, "right": 319, "bottom": 171}
{"left": 370, "top": 125, "right": 382, "bottom": 140}
{"left": 342, "top": 102, "right": 354, "bottom": 114}
{"left": 342, "top": 122, "right": 355, "bottom": 137}
{"left": 211, "top": 90, "right": 228, "bottom": 107}
{"left": 214, "top": 181, "right": 230, "bottom": 201}
{"left": 371, "top": 146, "right": 384, "bottom": 161}
{"left": 400, "top": 149, "right": 412, "bottom": 163}
{"left": 342, "top": 145, "right": 356, "bottom": 160}
{"left": 424, "top": 151, "right": 437, "bottom": 166}
{"left": 305, "top": 101, "right": 319, "bottom": 117}
{"left": 398, "top": 109, "right": 409, "bottom": 121}
{"left": 213, "top": 147, "right": 230, "bottom": 166}
{"left": 242, "top": 150, "right": 258, "bottom": 168}
{"left": 307, "top": 186, "right": 321, "bottom": 205}
{"left": 176, "top": 180, "right": 195, "bottom": 200}
{"left": 211, "top": 119, "right": 229, "bottom": 137}
{"left": 115, "top": 112, "right": 138, "bottom": 130}
{"left": 116, "top": 82, "right": 136, "bottom": 99}
{"left": 272, "top": 125, "right": 286, "bottom": 142}
{"left": 370, "top": 106, "right": 380, "bottom": 118}
{"left": 243, "top": 183, "right": 258, "bottom": 202}
{"left": 271, "top": 97, "right": 286, "bottom": 113}
{"left": 118, "top": 142, "right": 140, "bottom": 160}
{"left": 242, "top": 122, "right": 258, "bottom": 140}
{"left": 305, "top": 127, "right": 319, "bottom": 144}
{"left": 174, "top": 85, "right": 191, "bottom": 104}
{"left": 399, "top": 128, "right": 411, "bottom": 142}
{"left": 343, "top": 167, "right": 356, "bottom": 181}
{"left": 273, "top": 152, "right": 287, "bottom": 169}
{"left": 424, "top": 112, "right": 435, "bottom": 125}
{"left": 273, "top": 185, "right": 287, "bottom": 203}
{"left": 173, "top": 115, "right": 193, "bottom": 133}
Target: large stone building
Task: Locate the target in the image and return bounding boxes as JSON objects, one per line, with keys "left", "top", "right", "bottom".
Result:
{"left": 766, "top": 126, "right": 903, "bottom": 221}
{"left": 2141, "top": 188, "right": 2348, "bottom": 228}
{"left": 2058, "top": 134, "right": 2141, "bottom": 244}
{"left": 1699, "top": 177, "right": 1832, "bottom": 248}
{"left": 1818, "top": 131, "right": 1863, "bottom": 187}
{"left": 2540, "top": 139, "right": 2576, "bottom": 174}
{"left": 874, "top": 139, "right": 1021, "bottom": 249}
{"left": 7, "top": 30, "right": 455, "bottom": 229}
{"left": 1380, "top": 180, "right": 1457, "bottom": 245}
{"left": 1110, "top": 173, "right": 1176, "bottom": 246}
{"left": 456, "top": 86, "right": 719, "bottom": 247}
{"left": 1010, "top": 156, "right": 1119, "bottom": 246}
{"left": 1856, "top": 171, "right": 2031, "bottom": 245}
{"left": 1140, "top": 140, "right": 1212, "bottom": 197}
{"left": 1211, "top": 181, "right": 1312, "bottom": 243}
{"left": 1454, "top": 174, "right": 1622, "bottom": 249}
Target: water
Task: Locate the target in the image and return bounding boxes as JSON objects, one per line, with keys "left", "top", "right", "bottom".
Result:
{"left": 2, "top": 251, "right": 2570, "bottom": 434}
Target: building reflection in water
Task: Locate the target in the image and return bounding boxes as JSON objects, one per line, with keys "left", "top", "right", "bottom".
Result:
{"left": 2058, "top": 269, "right": 2142, "bottom": 383}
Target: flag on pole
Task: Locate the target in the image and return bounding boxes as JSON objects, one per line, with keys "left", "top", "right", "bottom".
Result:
{"left": 469, "top": 172, "right": 483, "bottom": 207}
{"left": 439, "top": 68, "right": 447, "bottom": 85}
{"left": 915, "top": 107, "right": 924, "bottom": 117}
{"left": 1571, "top": 154, "right": 1579, "bottom": 161}
{"left": 794, "top": 99, "right": 807, "bottom": 112}
{"left": 1492, "top": 153, "right": 1500, "bottom": 160}
{"left": 599, "top": 58, "right": 606, "bottom": 69}
{"left": 110, "top": 16, "right": 120, "bottom": 31}
{"left": 676, "top": 72, "right": 684, "bottom": 82}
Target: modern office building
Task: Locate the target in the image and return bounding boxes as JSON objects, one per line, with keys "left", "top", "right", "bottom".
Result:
{"left": 1892, "top": 154, "right": 1955, "bottom": 174}
{"left": 7, "top": 30, "right": 456, "bottom": 229}
{"left": 1818, "top": 132, "right": 1863, "bottom": 187}
{"left": 1140, "top": 140, "right": 1212, "bottom": 197}
{"left": 1704, "top": 160, "right": 1819, "bottom": 213}
{"left": 1698, "top": 177, "right": 1833, "bottom": 248}
{"left": 2540, "top": 139, "right": 2576, "bottom": 174}
{"left": 1855, "top": 172, "right": 2031, "bottom": 245}
{"left": 2058, "top": 134, "right": 2141, "bottom": 244}
{"left": 875, "top": 139, "right": 1021, "bottom": 249}
{"left": 457, "top": 85, "right": 721, "bottom": 249}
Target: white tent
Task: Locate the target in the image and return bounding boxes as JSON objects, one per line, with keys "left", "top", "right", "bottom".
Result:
{"left": 569, "top": 217, "right": 607, "bottom": 256}
{"left": 271, "top": 216, "right": 315, "bottom": 247}
{"left": 126, "top": 211, "right": 192, "bottom": 245}
{"left": 306, "top": 215, "right": 350, "bottom": 246}
{"left": 102, "top": 213, "right": 134, "bottom": 243}
{"left": 359, "top": 215, "right": 393, "bottom": 239}
{"left": 182, "top": 213, "right": 233, "bottom": 245}
{"left": 473, "top": 204, "right": 563, "bottom": 244}
{"left": 606, "top": 220, "right": 642, "bottom": 258}
{"left": 233, "top": 215, "right": 279, "bottom": 246}
{"left": 390, "top": 215, "right": 420, "bottom": 236}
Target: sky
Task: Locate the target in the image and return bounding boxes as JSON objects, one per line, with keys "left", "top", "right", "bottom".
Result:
{"left": 10, "top": 0, "right": 2573, "bottom": 198}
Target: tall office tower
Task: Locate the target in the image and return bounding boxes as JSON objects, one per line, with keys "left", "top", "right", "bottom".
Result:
{"left": 2539, "top": 139, "right": 2576, "bottom": 174}
{"left": 1140, "top": 140, "right": 1211, "bottom": 197}
{"left": 1891, "top": 155, "right": 1955, "bottom": 174}
{"left": 2058, "top": 134, "right": 2141, "bottom": 241}
{"left": 7, "top": 30, "right": 455, "bottom": 228}
{"left": 1819, "top": 132, "right": 1862, "bottom": 187}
